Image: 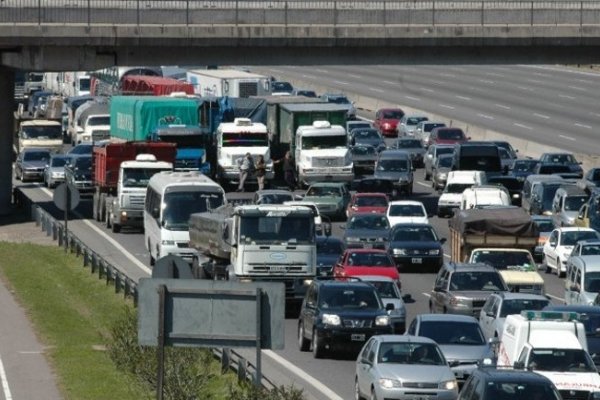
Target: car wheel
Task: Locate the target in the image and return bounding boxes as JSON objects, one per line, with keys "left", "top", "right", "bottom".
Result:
{"left": 429, "top": 300, "right": 434, "bottom": 313}
{"left": 543, "top": 256, "right": 552, "bottom": 274}
{"left": 370, "top": 387, "right": 378, "bottom": 400}
{"left": 298, "top": 323, "right": 310, "bottom": 352}
{"left": 355, "top": 378, "right": 365, "bottom": 400}
{"left": 312, "top": 329, "right": 325, "bottom": 359}
{"left": 112, "top": 223, "right": 121, "bottom": 234}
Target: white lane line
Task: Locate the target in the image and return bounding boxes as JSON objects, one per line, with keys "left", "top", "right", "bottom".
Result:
{"left": 477, "top": 113, "right": 494, "bottom": 120}
{"left": 369, "top": 88, "right": 384, "bottom": 93}
{"left": 431, "top": 80, "right": 444, "bottom": 85}
{"left": 546, "top": 293, "right": 564, "bottom": 302}
{"left": 416, "top": 182, "right": 430, "bottom": 188}
{"left": 526, "top": 79, "right": 542, "bottom": 84}
{"left": 422, "top": 292, "right": 431, "bottom": 298}
{"left": 301, "top": 74, "right": 316, "bottom": 79}
{"left": 575, "top": 79, "right": 590, "bottom": 83}
{"left": 439, "top": 104, "right": 455, "bottom": 109}
{"left": 532, "top": 72, "right": 551, "bottom": 77}
{"left": 533, "top": 113, "right": 550, "bottom": 119}
{"left": 575, "top": 123, "right": 592, "bottom": 129}
{"left": 479, "top": 79, "right": 495, "bottom": 84}
{"left": 559, "top": 94, "right": 575, "bottom": 100}
{"left": 18, "top": 351, "right": 43, "bottom": 354}
{"left": 517, "top": 86, "right": 533, "bottom": 91}
{"left": 514, "top": 123, "right": 533, "bottom": 130}
{"left": 495, "top": 104, "right": 511, "bottom": 110}
{"left": 333, "top": 80, "right": 349, "bottom": 85}
{"left": 263, "top": 350, "right": 344, "bottom": 400}
{"left": 0, "top": 355, "right": 13, "bottom": 400}
{"left": 443, "top": 254, "right": 451, "bottom": 259}
{"left": 420, "top": 88, "right": 435, "bottom": 93}
{"left": 590, "top": 112, "right": 600, "bottom": 118}
{"left": 315, "top": 69, "right": 328, "bottom": 73}
{"left": 568, "top": 85, "right": 587, "bottom": 91}
{"left": 559, "top": 134, "right": 576, "bottom": 141}
{"left": 348, "top": 74, "right": 362, "bottom": 79}
{"left": 405, "top": 96, "right": 421, "bottom": 101}
{"left": 439, "top": 73, "right": 456, "bottom": 78}
{"left": 383, "top": 80, "right": 396, "bottom": 85}
{"left": 269, "top": 68, "right": 284, "bottom": 74}
{"left": 485, "top": 72, "right": 505, "bottom": 77}
{"left": 455, "top": 95, "right": 471, "bottom": 101}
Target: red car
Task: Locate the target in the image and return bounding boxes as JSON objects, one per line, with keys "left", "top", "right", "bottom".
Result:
{"left": 429, "top": 127, "right": 469, "bottom": 146}
{"left": 374, "top": 108, "right": 405, "bottom": 137}
{"left": 333, "top": 249, "right": 400, "bottom": 286}
{"left": 346, "top": 192, "right": 389, "bottom": 219}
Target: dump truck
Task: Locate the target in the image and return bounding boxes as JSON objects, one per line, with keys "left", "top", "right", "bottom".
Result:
{"left": 188, "top": 204, "right": 319, "bottom": 305}
{"left": 92, "top": 142, "right": 176, "bottom": 233}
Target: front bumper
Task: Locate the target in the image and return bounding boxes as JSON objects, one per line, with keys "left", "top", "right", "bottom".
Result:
{"left": 299, "top": 170, "right": 353, "bottom": 185}
{"left": 22, "top": 169, "right": 44, "bottom": 180}
{"left": 70, "top": 180, "right": 94, "bottom": 194}
{"left": 161, "top": 245, "right": 198, "bottom": 264}
{"left": 392, "top": 254, "right": 443, "bottom": 272}
{"left": 316, "top": 325, "right": 393, "bottom": 352}
{"left": 114, "top": 209, "right": 144, "bottom": 228}
{"left": 375, "top": 385, "right": 457, "bottom": 400}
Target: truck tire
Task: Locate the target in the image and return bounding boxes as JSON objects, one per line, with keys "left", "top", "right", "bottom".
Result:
{"left": 112, "top": 223, "right": 121, "bottom": 234}
{"left": 105, "top": 212, "right": 111, "bottom": 229}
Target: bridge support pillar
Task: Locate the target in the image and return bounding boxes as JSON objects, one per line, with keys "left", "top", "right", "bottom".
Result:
{"left": 0, "top": 67, "right": 14, "bottom": 215}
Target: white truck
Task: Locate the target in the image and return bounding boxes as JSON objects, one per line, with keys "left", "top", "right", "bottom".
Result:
{"left": 437, "top": 170, "right": 486, "bottom": 217}
{"left": 460, "top": 185, "right": 511, "bottom": 210}
{"left": 77, "top": 113, "right": 110, "bottom": 144}
{"left": 186, "top": 69, "right": 271, "bottom": 98}
{"left": 188, "top": 204, "right": 318, "bottom": 305}
{"left": 215, "top": 118, "right": 274, "bottom": 186}
{"left": 295, "top": 120, "right": 353, "bottom": 186}
{"left": 44, "top": 72, "right": 91, "bottom": 98}
{"left": 498, "top": 310, "right": 600, "bottom": 398}
{"left": 17, "top": 120, "right": 63, "bottom": 153}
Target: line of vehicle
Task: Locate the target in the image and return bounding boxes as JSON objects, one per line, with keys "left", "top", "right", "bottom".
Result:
{"left": 0, "top": 354, "right": 13, "bottom": 400}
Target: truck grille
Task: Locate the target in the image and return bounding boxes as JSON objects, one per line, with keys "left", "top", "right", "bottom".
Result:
{"left": 91, "top": 130, "right": 109, "bottom": 140}
{"left": 248, "top": 265, "right": 307, "bottom": 274}
{"left": 238, "top": 82, "right": 258, "bottom": 98}
{"left": 342, "top": 319, "right": 373, "bottom": 328}
{"left": 314, "top": 157, "right": 343, "bottom": 167}
{"left": 128, "top": 195, "right": 145, "bottom": 207}
{"left": 559, "top": 390, "right": 591, "bottom": 400}
{"left": 175, "top": 159, "right": 199, "bottom": 169}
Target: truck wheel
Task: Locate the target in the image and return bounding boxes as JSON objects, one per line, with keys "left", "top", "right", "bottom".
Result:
{"left": 105, "top": 213, "right": 111, "bottom": 229}
{"left": 298, "top": 323, "right": 310, "bottom": 352}
{"left": 424, "top": 170, "right": 430, "bottom": 181}
{"left": 112, "top": 223, "right": 121, "bottom": 234}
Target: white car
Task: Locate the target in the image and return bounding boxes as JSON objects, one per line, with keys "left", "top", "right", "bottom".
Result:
{"left": 386, "top": 200, "right": 429, "bottom": 226}
{"left": 543, "top": 227, "right": 600, "bottom": 277}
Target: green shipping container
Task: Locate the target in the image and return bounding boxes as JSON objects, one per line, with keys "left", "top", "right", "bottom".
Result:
{"left": 110, "top": 96, "right": 199, "bottom": 142}
{"left": 278, "top": 103, "right": 347, "bottom": 147}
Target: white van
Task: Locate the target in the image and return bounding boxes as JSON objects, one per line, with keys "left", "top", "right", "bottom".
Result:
{"left": 18, "top": 120, "right": 63, "bottom": 153}
{"left": 460, "top": 185, "right": 511, "bottom": 210}
{"left": 437, "top": 170, "right": 486, "bottom": 217}
{"left": 565, "top": 255, "right": 600, "bottom": 305}
{"left": 144, "top": 171, "right": 226, "bottom": 265}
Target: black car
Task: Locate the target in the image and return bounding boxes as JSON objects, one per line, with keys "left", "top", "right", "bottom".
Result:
{"left": 350, "top": 144, "right": 378, "bottom": 174}
{"left": 393, "top": 137, "right": 426, "bottom": 168}
{"left": 349, "top": 128, "right": 386, "bottom": 151}
{"left": 487, "top": 176, "right": 524, "bottom": 206}
{"left": 297, "top": 279, "right": 394, "bottom": 358}
{"left": 316, "top": 236, "right": 345, "bottom": 277}
{"left": 539, "top": 152, "right": 583, "bottom": 178}
{"left": 14, "top": 148, "right": 51, "bottom": 182}
{"left": 534, "top": 162, "right": 581, "bottom": 179}
{"left": 458, "top": 367, "right": 561, "bottom": 400}
{"left": 388, "top": 223, "right": 446, "bottom": 272}
{"left": 510, "top": 158, "right": 539, "bottom": 181}
{"left": 64, "top": 154, "right": 93, "bottom": 195}
{"left": 342, "top": 213, "right": 390, "bottom": 250}
{"left": 271, "top": 81, "right": 294, "bottom": 94}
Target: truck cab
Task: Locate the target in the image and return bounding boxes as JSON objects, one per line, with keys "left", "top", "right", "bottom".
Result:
{"left": 153, "top": 125, "right": 211, "bottom": 175}
{"left": 77, "top": 113, "right": 110, "bottom": 144}
{"left": 437, "top": 170, "right": 486, "bottom": 217}
{"left": 460, "top": 185, "right": 511, "bottom": 210}
{"left": 18, "top": 120, "right": 63, "bottom": 153}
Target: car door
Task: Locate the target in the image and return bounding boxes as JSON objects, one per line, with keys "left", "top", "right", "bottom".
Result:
{"left": 565, "top": 263, "right": 577, "bottom": 304}
{"left": 457, "top": 375, "right": 478, "bottom": 400}
{"left": 479, "top": 296, "right": 497, "bottom": 340}
{"left": 301, "top": 285, "right": 318, "bottom": 336}
{"left": 333, "top": 253, "right": 346, "bottom": 278}
{"left": 543, "top": 229, "right": 560, "bottom": 269}
{"left": 356, "top": 338, "right": 375, "bottom": 395}
{"left": 431, "top": 269, "right": 449, "bottom": 312}
{"left": 574, "top": 267, "right": 583, "bottom": 304}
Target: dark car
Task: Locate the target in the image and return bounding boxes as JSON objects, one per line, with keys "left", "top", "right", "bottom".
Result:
{"left": 531, "top": 215, "right": 556, "bottom": 262}
{"left": 349, "top": 128, "right": 386, "bottom": 151}
{"left": 253, "top": 189, "right": 295, "bottom": 205}
{"left": 374, "top": 150, "right": 414, "bottom": 195}
{"left": 487, "top": 176, "right": 524, "bottom": 206}
{"left": 533, "top": 162, "right": 581, "bottom": 179}
{"left": 351, "top": 145, "right": 379, "bottom": 174}
{"left": 297, "top": 279, "right": 394, "bottom": 358}
{"left": 316, "top": 236, "right": 345, "bottom": 277}
{"left": 64, "top": 154, "right": 93, "bottom": 195}
{"left": 292, "top": 89, "right": 317, "bottom": 98}
{"left": 510, "top": 158, "right": 539, "bottom": 181}
{"left": 14, "top": 148, "right": 51, "bottom": 182}
{"left": 491, "top": 140, "right": 518, "bottom": 159}
{"left": 67, "top": 143, "right": 94, "bottom": 155}
{"left": 353, "top": 178, "right": 397, "bottom": 200}
{"left": 271, "top": 81, "right": 294, "bottom": 94}
{"left": 539, "top": 152, "right": 583, "bottom": 178}
{"left": 392, "top": 137, "right": 426, "bottom": 168}
{"left": 388, "top": 223, "right": 445, "bottom": 272}
{"left": 579, "top": 167, "right": 600, "bottom": 192}
{"left": 342, "top": 213, "right": 390, "bottom": 250}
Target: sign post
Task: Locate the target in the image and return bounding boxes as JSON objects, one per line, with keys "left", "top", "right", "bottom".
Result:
{"left": 53, "top": 183, "right": 80, "bottom": 253}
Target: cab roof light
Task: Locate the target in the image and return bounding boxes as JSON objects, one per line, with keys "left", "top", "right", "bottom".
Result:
{"left": 521, "top": 310, "right": 579, "bottom": 321}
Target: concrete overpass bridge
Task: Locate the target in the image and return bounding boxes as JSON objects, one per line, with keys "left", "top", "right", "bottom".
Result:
{"left": 2, "top": 0, "right": 600, "bottom": 210}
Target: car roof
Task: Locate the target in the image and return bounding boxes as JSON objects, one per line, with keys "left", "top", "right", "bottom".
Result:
{"left": 544, "top": 304, "right": 600, "bottom": 314}
{"left": 531, "top": 215, "right": 553, "bottom": 221}
{"left": 315, "top": 280, "right": 375, "bottom": 289}
{"left": 350, "top": 213, "right": 387, "bottom": 218}
{"left": 417, "top": 313, "right": 479, "bottom": 323}
{"left": 578, "top": 239, "right": 600, "bottom": 245}
{"left": 444, "top": 262, "right": 498, "bottom": 272}
{"left": 358, "top": 275, "right": 395, "bottom": 283}
{"left": 556, "top": 227, "right": 597, "bottom": 233}
{"left": 388, "top": 200, "right": 425, "bottom": 206}
{"left": 21, "top": 147, "right": 51, "bottom": 153}
{"left": 378, "top": 150, "right": 410, "bottom": 159}
{"left": 391, "top": 223, "right": 433, "bottom": 229}
{"left": 308, "top": 182, "right": 346, "bottom": 188}
{"left": 257, "top": 189, "right": 293, "bottom": 195}
{"left": 377, "top": 335, "right": 437, "bottom": 344}
{"left": 354, "top": 192, "right": 387, "bottom": 198}
{"left": 472, "top": 368, "right": 556, "bottom": 383}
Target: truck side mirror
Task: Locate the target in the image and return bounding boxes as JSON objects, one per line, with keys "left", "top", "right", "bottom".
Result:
{"left": 513, "top": 361, "right": 525, "bottom": 370}
{"left": 206, "top": 198, "right": 213, "bottom": 212}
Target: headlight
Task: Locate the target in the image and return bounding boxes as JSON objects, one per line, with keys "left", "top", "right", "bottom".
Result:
{"left": 512, "top": 193, "right": 520, "bottom": 198}
{"left": 379, "top": 378, "right": 402, "bottom": 389}
{"left": 542, "top": 210, "right": 552, "bottom": 216}
{"left": 303, "top": 279, "right": 312, "bottom": 286}
{"left": 322, "top": 313, "right": 341, "bottom": 326}
{"left": 201, "top": 153, "right": 207, "bottom": 164}
{"left": 346, "top": 237, "right": 361, "bottom": 242}
{"left": 161, "top": 240, "right": 176, "bottom": 246}
{"left": 393, "top": 248, "right": 406, "bottom": 255}
{"left": 440, "top": 379, "right": 457, "bottom": 391}
{"left": 428, "top": 249, "right": 440, "bottom": 255}
{"left": 399, "top": 178, "right": 409, "bottom": 183}
{"left": 438, "top": 173, "right": 448, "bottom": 180}
{"left": 375, "top": 315, "right": 390, "bottom": 326}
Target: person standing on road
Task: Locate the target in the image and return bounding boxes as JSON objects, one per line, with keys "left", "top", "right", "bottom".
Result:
{"left": 237, "top": 152, "right": 254, "bottom": 192}
{"left": 274, "top": 151, "right": 296, "bottom": 191}
{"left": 255, "top": 155, "right": 267, "bottom": 191}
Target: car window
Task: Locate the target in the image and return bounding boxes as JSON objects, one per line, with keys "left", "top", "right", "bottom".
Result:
{"left": 369, "top": 280, "right": 400, "bottom": 299}
{"left": 319, "top": 287, "right": 381, "bottom": 309}
{"left": 347, "top": 252, "right": 393, "bottom": 267}
{"left": 389, "top": 204, "right": 426, "bottom": 217}
{"left": 484, "top": 382, "right": 561, "bottom": 400}
{"left": 584, "top": 272, "right": 600, "bottom": 292}
{"left": 499, "top": 299, "right": 549, "bottom": 317}
{"left": 361, "top": 338, "right": 374, "bottom": 360}
{"left": 378, "top": 342, "right": 445, "bottom": 365}
{"left": 561, "top": 231, "right": 600, "bottom": 246}
{"left": 581, "top": 244, "right": 600, "bottom": 256}
{"left": 418, "top": 321, "right": 485, "bottom": 345}
{"left": 356, "top": 196, "right": 388, "bottom": 207}
{"left": 392, "top": 226, "right": 436, "bottom": 242}
{"left": 449, "top": 271, "right": 505, "bottom": 291}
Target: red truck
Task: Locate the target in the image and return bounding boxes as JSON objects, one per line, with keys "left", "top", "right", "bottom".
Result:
{"left": 120, "top": 75, "right": 195, "bottom": 96}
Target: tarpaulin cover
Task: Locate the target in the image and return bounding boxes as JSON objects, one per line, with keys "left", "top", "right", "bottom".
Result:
{"left": 121, "top": 75, "right": 194, "bottom": 96}
{"left": 448, "top": 207, "right": 539, "bottom": 237}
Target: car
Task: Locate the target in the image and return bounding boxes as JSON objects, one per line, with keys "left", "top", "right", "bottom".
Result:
{"left": 407, "top": 314, "right": 490, "bottom": 386}
{"left": 360, "top": 275, "right": 408, "bottom": 334}
{"left": 539, "top": 152, "right": 583, "bottom": 178}
{"left": 349, "top": 128, "right": 386, "bottom": 151}
{"left": 333, "top": 249, "right": 400, "bottom": 284}
{"left": 43, "top": 154, "right": 71, "bottom": 188}
{"left": 533, "top": 162, "right": 581, "bottom": 179}
{"left": 320, "top": 93, "right": 356, "bottom": 119}
{"left": 432, "top": 153, "right": 454, "bottom": 191}
{"left": 67, "top": 142, "right": 93, "bottom": 155}
{"left": 510, "top": 158, "right": 540, "bottom": 181}
{"left": 487, "top": 176, "right": 524, "bottom": 206}
{"left": 478, "top": 292, "right": 550, "bottom": 340}
{"left": 14, "top": 148, "right": 51, "bottom": 182}
{"left": 543, "top": 227, "right": 600, "bottom": 277}
{"left": 388, "top": 223, "right": 445, "bottom": 272}
{"left": 353, "top": 177, "right": 397, "bottom": 200}
{"left": 490, "top": 140, "right": 518, "bottom": 159}
{"left": 350, "top": 144, "right": 379, "bottom": 174}
{"left": 498, "top": 147, "right": 515, "bottom": 172}
{"left": 342, "top": 213, "right": 390, "bottom": 249}
{"left": 253, "top": 189, "right": 295, "bottom": 205}
{"left": 457, "top": 367, "right": 562, "bottom": 400}
{"left": 386, "top": 200, "right": 429, "bottom": 226}
{"left": 551, "top": 185, "right": 589, "bottom": 227}
{"left": 355, "top": 335, "right": 458, "bottom": 400}
{"left": 297, "top": 279, "right": 394, "bottom": 358}
{"left": 578, "top": 167, "right": 600, "bottom": 192}
{"left": 415, "top": 121, "right": 446, "bottom": 148}
{"left": 373, "top": 150, "right": 414, "bottom": 196}
{"left": 283, "top": 200, "right": 325, "bottom": 235}
{"left": 398, "top": 114, "right": 428, "bottom": 137}
{"left": 347, "top": 120, "right": 373, "bottom": 138}
{"left": 292, "top": 89, "right": 317, "bottom": 98}
{"left": 429, "top": 262, "right": 508, "bottom": 316}
{"left": 316, "top": 236, "right": 345, "bottom": 277}
{"left": 424, "top": 144, "right": 455, "bottom": 181}
{"left": 531, "top": 215, "right": 556, "bottom": 263}
{"left": 271, "top": 81, "right": 294, "bottom": 94}
{"left": 429, "top": 127, "right": 469, "bottom": 146}
{"left": 529, "top": 180, "right": 575, "bottom": 216}
{"left": 302, "top": 182, "right": 351, "bottom": 221}
{"left": 64, "top": 154, "right": 94, "bottom": 195}
{"left": 346, "top": 192, "right": 389, "bottom": 219}
{"left": 374, "top": 107, "right": 404, "bottom": 137}
{"left": 570, "top": 238, "right": 600, "bottom": 258}
{"left": 392, "top": 137, "right": 426, "bottom": 168}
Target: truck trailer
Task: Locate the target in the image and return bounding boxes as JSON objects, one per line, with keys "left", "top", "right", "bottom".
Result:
{"left": 186, "top": 69, "right": 271, "bottom": 98}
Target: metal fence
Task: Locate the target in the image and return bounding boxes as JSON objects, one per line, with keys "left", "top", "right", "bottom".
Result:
{"left": 0, "top": 0, "right": 599, "bottom": 26}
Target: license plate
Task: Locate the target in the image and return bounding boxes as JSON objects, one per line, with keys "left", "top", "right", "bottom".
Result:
{"left": 363, "top": 243, "right": 373, "bottom": 249}
{"left": 410, "top": 397, "right": 431, "bottom": 400}
{"left": 270, "top": 266, "right": 286, "bottom": 273}
{"left": 411, "top": 258, "right": 422, "bottom": 264}
{"left": 351, "top": 334, "right": 366, "bottom": 341}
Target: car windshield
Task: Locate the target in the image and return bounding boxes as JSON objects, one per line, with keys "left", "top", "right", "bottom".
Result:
{"left": 377, "top": 343, "right": 445, "bottom": 365}
{"left": 257, "top": 194, "right": 293, "bottom": 205}
{"left": 500, "top": 299, "right": 549, "bottom": 317}
{"left": 352, "top": 146, "right": 376, "bottom": 156}
{"left": 449, "top": 271, "right": 505, "bottom": 291}
{"left": 529, "top": 348, "right": 596, "bottom": 372}
{"left": 581, "top": 244, "right": 600, "bottom": 256}
{"left": 369, "top": 281, "right": 400, "bottom": 299}
{"left": 319, "top": 287, "right": 380, "bottom": 309}
{"left": 471, "top": 251, "right": 535, "bottom": 270}
{"left": 317, "top": 240, "right": 344, "bottom": 255}
{"left": 73, "top": 156, "right": 92, "bottom": 170}
{"left": 424, "top": 123, "right": 445, "bottom": 132}
{"left": 239, "top": 215, "right": 314, "bottom": 244}
{"left": 584, "top": 272, "right": 600, "bottom": 292}
{"left": 437, "top": 156, "right": 453, "bottom": 168}
{"left": 87, "top": 116, "right": 110, "bottom": 126}
{"left": 347, "top": 252, "right": 394, "bottom": 267}
{"left": 565, "top": 196, "right": 588, "bottom": 211}
{"left": 419, "top": 321, "right": 485, "bottom": 345}
{"left": 513, "top": 160, "right": 538, "bottom": 172}
{"left": 123, "top": 167, "right": 171, "bottom": 188}
{"left": 376, "top": 159, "right": 409, "bottom": 172}
{"left": 162, "top": 190, "right": 225, "bottom": 231}
{"left": 392, "top": 226, "right": 436, "bottom": 242}
{"left": 389, "top": 204, "right": 425, "bottom": 217}
{"left": 396, "top": 140, "right": 422, "bottom": 149}
{"left": 543, "top": 154, "right": 577, "bottom": 164}
{"left": 484, "top": 382, "right": 561, "bottom": 400}
{"left": 23, "top": 151, "right": 50, "bottom": 161}
{"left": 50, "top": 157, "right": 69, "bottom": 167}
{"left": 306, "top": 186, "right": 341, "bottom": 197}
{"left": 382, "top": 110, "right": 403, "bottom": 119}
{"left": 302, "top": 135, "right": 347, "bottom": 149}
{"left": 355, "top": 196, "right": 388, "bottom": 207}
{"left": 436, "top": 147, "right": 454, "bottom": 156}
{"left": 354, "top": 130, "right": 379, "bottom": 139}
{"left": 445, "top": 183, "right": 473, "bottom": 194}
{"left": 533, "top": 219, "right": 555, "bottom": 232}
{"left": 499, "top": 148, "right": 512, "bottom": 160}
{"left": 69, "top": 144, "right": 93, "bottom": 154}
{"left": 327, "top": 96, "right": 350, "bottom": 104}
{"left": 437, "top": 129, "right": 464, "bottom": 140}
{"left": 406, "top": 117, "right": 427, "bottom": 125}
{"left": 348, "top": 215, "right": 389, "bottom": 230}
{"left": 561, "top": 231, "right": 599, "bottom": 246}
{"left": 272, "top": 82, "right": 293, "bottom": 91}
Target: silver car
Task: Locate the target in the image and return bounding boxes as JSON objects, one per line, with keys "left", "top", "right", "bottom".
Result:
{"left": 355, "top": 335, "right": 458, "bottom": 400}
{"left": 43, "top": 154, "right": 71, "bottom": 188}
{"left": 432, "top": 153, "right": 453, "bottom": 191}
{"left": 361, "top": 275, "right": 408, "bottom": 334}
{"left": 415, "top": 121, "right": 446, "bottom": 148}
{"left": 424, "top": 144, "right": 455, "bottom": 181}
{"left": 398, "top": 114, "right": 429, "bottom": 137}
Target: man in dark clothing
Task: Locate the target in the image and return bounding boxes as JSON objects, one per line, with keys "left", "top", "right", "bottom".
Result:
{"left": 275, "top": 151, "right": 296, "bottom": 190}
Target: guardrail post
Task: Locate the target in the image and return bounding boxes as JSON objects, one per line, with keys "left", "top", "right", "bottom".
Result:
{"left": 284, "top": 1, "right": 288, "bottom": 28}
{"left": 334, "top": 0, "right": 337, "bottom": 27}
{"left": 186, "top": 0, "right": 189, "bottom": 26}
{"left": 87, "top": 0, "right": 91, "bottom": 26}
{"left": 57, "top": 226, "right": 63, "bottom": 247}
{"left": 237, "top": 357, "right": 247, "bottom": 382}
{"left": 221, "top": 348, "right": 231, "bottom": 373}
{"left": 383, "top": 0, "right": 386, "bottom": 26}
{"left": 136, "top": 0, "right": 140, "bottom": 27}
{"left": 52, "top": 223, "right": 57, "bottom": 241}
{"left": 83, "top": 249, "right": 89, "bottom": 267}
{"left": 580, "top": 1, "right": 583, "bottom": 27}
{"left": 235, "top": 0, "right": 238, "bottom": 28}
{"left": 481, "top": 1, "right": 484, "bottom": 26}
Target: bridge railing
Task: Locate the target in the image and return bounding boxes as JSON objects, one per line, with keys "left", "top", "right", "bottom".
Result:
{"left": 0, "top": 0, "right": 599, "bottom": 26}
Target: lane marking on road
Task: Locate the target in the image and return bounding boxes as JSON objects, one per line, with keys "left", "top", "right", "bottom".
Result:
{"left": 546, "top": 293, "right": 564, "bottom": 302}
{"left": 485, "top": 72, "right": 505, "bottom": 78}
{"left": 416, "top": 182, "right": 430, "bottom": 188}
{"left": 420, "top": 88, "right": 435, "bottom": 93}
{"left": 526, "top": 79, "right": 542, "bottom": 84}
{"left": 559, "top": 94, "right": 575, "bottom": 100}
{"left": 444, "top": 254, "right": 451, "bottom": 259}
{"left": 495, "top": 104, "right": 511, "bottom": 110}
{"left": 517, "top": 86, "right": 533, "bottom": 91}
{"left": 383, "top": 80, "right": 396, "bottom": 85}
{"left": 263, "top": 350, "right": 344, "bottom": 400}
{"left": 559, "top": 134, "right": 576, "bottom": 141}
{"left": 455, "top": 95, "right": 471, "bottom": 101}
{"left": 514, "top": 123, "right": 532, "bottom": 130}
{"left": 568, "top": 85, "right": 587, "bottom": 91}
{"left": 439, "top": 73, "right": 456, "bottom": 78}
{"left": 575, "top": 123, "right": 592, "bottom": 129}
{"left": 315, "top": 69, "right": 328, "bottom": 73}
{"left": 430, "top": 80, "right": 444, "bottom": 85}
{"left": 301, "top": 74, "right": 316, "bottom": 79}
{"left": 18, "top": 351, "right": 43, "bottom": 354}
{"left": 479, "top": 79, "right": 495, "bottom": 84}
{"left": 348, "top": 74, "right": 362, "bottom": 79}
{"left": 405, "top": 96, "right": 421, "bottom": 101}
{"left": 0, "top": 355, "right": 13, "bottom": 400}
{"left": 333, "top": 80, "right": 349, "bottom": 85}
{"left": 532, "top": 71, "right": 551, "bottom": 78}
{"left": 439, "top": 104, "right": 455, "bottom": 109}
{"left": 269, "top": 68, "right": 284, "bottom": 74}
{"left": 369, "top": 88, "right": 384, "bottom": 93}
{"left": 421, "top": 292, "right": 431, "bottom": 298}
{"left": 533, "top": 113, "right": 550, "bottom": 119}
{"left": 590, "top": 112, "right": 600, "bottom": 118}
{"left": 477, "top": 113, "right": 494, "bottom": 120}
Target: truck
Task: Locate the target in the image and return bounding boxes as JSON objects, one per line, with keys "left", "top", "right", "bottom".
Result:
{"left": 120, "top": 75, "right": 194, "bottom": 96}
{"left": 110, "top": 96, "right": 211, "bottom": 174}
{"left": 449, "top": 207, "right": 544, "bottom": 294}
{"left": 188, "top": 204, "right": 318, "bottom": 305}
{"left": 497, "top": 310, "right": 600, "bottom": 398}
{"left": 92, "top": 142, "right": 176, "bottom": 233}
{"left": 72, "top": 100, "right": 110, "bottom": 144}
{"left": 44, "top": 72, "right": 91, "bottom": 98}
{"left": 16, "top": 119, "right": 63, "bottom": 153}
{"left": 186, "top": 69, "right": 271, "bottom": 98}
{"left": 215, "top": 118, "right": 273, "bottom": 186}
{"left": 460, "top": 185, "right": 511, "bottom": 210}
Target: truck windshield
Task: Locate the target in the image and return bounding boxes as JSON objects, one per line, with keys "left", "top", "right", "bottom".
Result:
{"left": 529, "top": 349, "right": 596, "bottom": 372}
{"left": 376, "top": 159, "right": 409, "bottom": 172}
{"left": 87, "top": 116, "right": 110, "bottom": 126}
{"left": 302, "top": 135, "right": 347, "bottom": 149}
{"left": 162, "top": 191, "right": 224, "bottom": 231}
{"left": 222, "top": 132, "right": 268, "bottom": 147}
{"left": 584, "top": 272, "right": 600, "bottom": 292}
{"left": 239, "top": 216, "right": 313, "bottom": 244}
{"left": 79, "top": 78, "right": 91, "bottom": 91}
{"left": 22, "top": 125, "right": 62, "bottom": 139}
{"left": 123, "top": 168, "right": 172, "bottom": 188}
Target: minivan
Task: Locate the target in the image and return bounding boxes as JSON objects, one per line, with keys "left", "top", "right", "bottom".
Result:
{"left": 565, "top": 255, "right": 600, "bottom": 305}
{"left": 521, "top": 174, "right": 565, "bottom": 214}
{"left": 551, "top": 186, "right": 589, "bottom": 227}
{"left": 530, "top": 181, "right": 576, "bottom": 216}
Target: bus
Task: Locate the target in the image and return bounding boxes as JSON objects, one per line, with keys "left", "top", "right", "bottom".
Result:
{"left": 144, "top": 171, "right": 226, "bottom": 265}
{"left": 89, "top": 66, "right": 162, "bottom": 97}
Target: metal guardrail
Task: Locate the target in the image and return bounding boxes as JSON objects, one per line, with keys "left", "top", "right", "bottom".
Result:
{"left": 0, "top": 0, "right": 600, "bottom": 27}
{"left": 26, "top": 196, "right": 274, "bottom": 390}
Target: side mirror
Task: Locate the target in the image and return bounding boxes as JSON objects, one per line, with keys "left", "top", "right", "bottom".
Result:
{"left": 448, "top": 360, "right": 460, "bottom": 368}
{"left": 402, "top": 294, "right": 413, "bottom": 303}
{"left": 340, "top": 225, "right": 346, "bottom": 230}
{"left": 513, "top": 361, "right": 525, "bottom": 370}
{"left": 306, "top": 301, "right": 315, "bottom": 309}
{"left": 385, "top": 303, "right": 395, "bottom": 311}
{"left": 486, "top": 310, "right": 495, "bottom": 317}
{"left": 323, "top": 222, "right": 332, "bottom": 237}
{"left": 549, "top": 241, "right": 557, "bottom": 247}
{"left": 360, "top": 357, "right": 371, "bottom": 366}
{"left": 439, "top": 238, "right": 447, "bottom": 244}
{"left": 433, "top": 285, "right": 443, "bottom": 292}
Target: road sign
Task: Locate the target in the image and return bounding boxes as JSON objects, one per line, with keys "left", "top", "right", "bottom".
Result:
{"left": 53, "top": 183, "right": 80, "bottom": 211}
